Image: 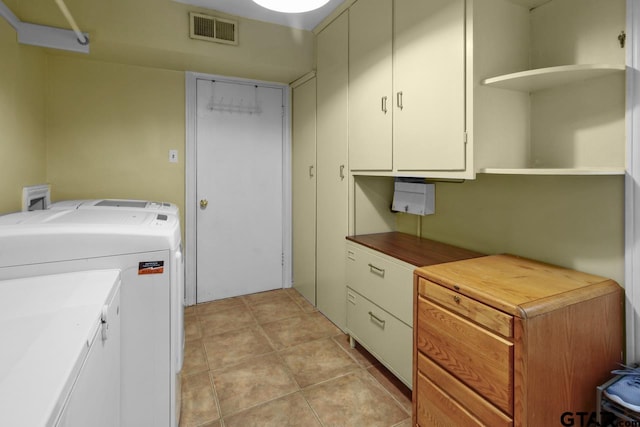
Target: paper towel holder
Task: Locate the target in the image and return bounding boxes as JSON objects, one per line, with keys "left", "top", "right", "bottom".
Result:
{"left": 391, "top": 178, "right": 435, "bottom": 216}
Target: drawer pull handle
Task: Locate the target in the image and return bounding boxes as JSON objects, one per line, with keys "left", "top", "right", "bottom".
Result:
{"left": 454, "top": 285, "right": 460, "bottom": 291}
{"left": 453, "top": 296, "right": 461, "bottom": 304}
{"left": 368, "top": 311, "right": 386, "bottom": 328}
{"left": 368, "top": 263, "right": 385, "bottom": 277}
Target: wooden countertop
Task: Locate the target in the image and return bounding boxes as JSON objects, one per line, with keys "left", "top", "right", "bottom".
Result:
{"left": 346, "top": 232, "right": 484, "bottom": 267}
{"left": 415, "top": 253, "right": 620, "bottom": 318}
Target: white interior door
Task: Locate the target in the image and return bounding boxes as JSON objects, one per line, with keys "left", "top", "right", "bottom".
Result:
{"left": 195, "top": 78, "right": 285, "bottom": 302}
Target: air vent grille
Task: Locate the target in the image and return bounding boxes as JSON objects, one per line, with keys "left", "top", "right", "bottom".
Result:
{"left": 189, "top": 12, "right": 238, "bottom": 45}
{"left": 215, "top": 19, "right": 236, "bottom": 43}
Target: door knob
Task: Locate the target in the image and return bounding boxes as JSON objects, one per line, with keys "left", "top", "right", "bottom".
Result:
{"left": 200, "top": 199, "right": 208, "bottom": 208}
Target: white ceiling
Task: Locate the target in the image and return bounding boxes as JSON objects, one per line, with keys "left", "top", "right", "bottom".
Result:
{"left": 173, "top": 0, "right": 347, "bottom": 30}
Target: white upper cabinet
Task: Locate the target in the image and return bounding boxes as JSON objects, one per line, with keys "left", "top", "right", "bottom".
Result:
{"left": 348, "top": 0, "right": 467, "bottom": 177}
{"left": 345, "top": 0, "right": 627, "bottom": 178}
{"left": 393, "top": 0, "right": 466, "bottom": 172}
{"left": 348, "top": 0, "right": 393, "bottom": 171}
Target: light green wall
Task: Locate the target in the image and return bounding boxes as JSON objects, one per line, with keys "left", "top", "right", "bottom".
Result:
{"left": 396, "top": 174, "right": 625, "bottom": 284}
{"left": 46, "top": 56, "right": 186, "bottom": 224}
{"left": 0, "top": 12, "right": 47, "bottom": 213}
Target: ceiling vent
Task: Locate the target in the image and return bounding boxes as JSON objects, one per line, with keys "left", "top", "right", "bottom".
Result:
{"left": 189, "top": 12, "right": 238, "bottom": 45}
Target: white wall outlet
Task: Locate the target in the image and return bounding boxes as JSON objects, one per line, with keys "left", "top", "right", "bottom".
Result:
{"left": 169, "top": 149, "right": 178, "bottom": 163}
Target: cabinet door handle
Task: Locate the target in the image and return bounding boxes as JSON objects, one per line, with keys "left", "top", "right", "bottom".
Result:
{"left": 381, "top": 96, "right": 388, "bottom": 114}
{"left": 339, "top": 164, "right": 345, "bottom": 180}
{"left": 368, "top": 311, "right": 386, "bottom": 328}
{"left": 309, "top": 165, "right": 314, "bottom": 178}
{"left": 368, "top": 263, "right": 385, "bottom": 277}
{"left": 397, "top": 91, "right": 403, "bottom": 110}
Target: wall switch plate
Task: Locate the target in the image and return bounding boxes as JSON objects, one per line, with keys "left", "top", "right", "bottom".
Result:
{"left": 169, "top": 149, "right": 178, "bottom": 163}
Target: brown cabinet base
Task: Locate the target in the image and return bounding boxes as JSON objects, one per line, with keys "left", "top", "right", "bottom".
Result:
{"left": 413, "top": 254, "right": 623, "bottom": 427}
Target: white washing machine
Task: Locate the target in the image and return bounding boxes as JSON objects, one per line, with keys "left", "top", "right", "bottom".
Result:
{"left": 0, "top": 270, "right": 121, "bottom": 427}
{"left": 0, "top": 209, "right": 184, "bottom": 427}
{"left": 49, "top": 199, "right": 180, "bottom": 216}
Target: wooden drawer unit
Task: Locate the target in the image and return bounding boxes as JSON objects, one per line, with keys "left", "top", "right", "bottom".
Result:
{"left": 417, "top": 352, "right": 512, "bottom": 427}
{"left": 418, "top": 278, "right": 513, "bottom": 338}
{"left": 413, "top": 254, "right": 624, "bottom": 427}
{"left": 347, "top": 287, "right": 413, "bottom": 385}
{"left": 416, "top": 296, "right": 514, "bottom": 414}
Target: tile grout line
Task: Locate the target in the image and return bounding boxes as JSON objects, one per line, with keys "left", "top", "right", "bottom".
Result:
{"left": 299, "top": 391, "right": 327, "bottom": 427}
{"left": 206, "top": 370, "right": 224, "bottom": 427}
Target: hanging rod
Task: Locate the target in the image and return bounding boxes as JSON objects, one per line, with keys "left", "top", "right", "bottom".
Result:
{"left": 54, "top": 0, "right": 88, "bottom": 45}
{"left": 0, "top": 0, "right": 89, "bottom": 53}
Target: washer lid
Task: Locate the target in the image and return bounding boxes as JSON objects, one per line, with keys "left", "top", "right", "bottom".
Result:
{"left": 0, "top": 270, "right": 121, "bottom": 427}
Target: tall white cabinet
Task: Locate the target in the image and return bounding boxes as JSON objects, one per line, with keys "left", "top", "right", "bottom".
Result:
{"left": 291, "top": 75, "right": 317, "bottom": 306}
{"left": 316, "top": 11, "right": 350, "bottom": 330}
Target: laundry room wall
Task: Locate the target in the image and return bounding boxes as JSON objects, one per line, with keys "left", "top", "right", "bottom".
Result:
{"left": 45, "top": 56, "right": 186, "bottom": 221}
{"left": 0, "top": 6, "right": 47, "bottom": 213}
{"left": 2, "top": 0, "right": 314, "bottom": 225}
{"left": 395, "top": 174, "right": 625, "bottom": 285}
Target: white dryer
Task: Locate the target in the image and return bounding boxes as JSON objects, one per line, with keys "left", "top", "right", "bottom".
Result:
{"left": 0, "top": 209, "right": 184, "bottom": 427}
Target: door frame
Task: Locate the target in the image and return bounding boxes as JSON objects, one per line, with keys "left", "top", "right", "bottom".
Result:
{"left": 184, "top": 71, "right": 292, "bottom": 306}
{"left": 625, "top": 0, "right": 640, "bottom": 362}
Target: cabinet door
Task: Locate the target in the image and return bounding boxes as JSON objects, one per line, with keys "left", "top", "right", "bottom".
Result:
{"left": 316, "top": 12, "right": 349, "bottom": 330}
{"left": 292, "top": 77, "right": 317, "bottom": 305}
{"left": 348, "top": 0, "right": 393, "bottom": 171}
{"left": 393, "top": 0, "right": 466, "bottom": 171}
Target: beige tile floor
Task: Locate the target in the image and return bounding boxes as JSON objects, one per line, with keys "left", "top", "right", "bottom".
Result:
{"left": 180, "top": 288, "right": 412, "bottom": 427}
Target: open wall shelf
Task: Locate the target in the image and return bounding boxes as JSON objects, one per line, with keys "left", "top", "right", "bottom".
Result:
{"left": 478, "top": 167, "right": 626, "bottom": 176}
{"left": 481, "top": 64, "right": 625, "bottom": 92}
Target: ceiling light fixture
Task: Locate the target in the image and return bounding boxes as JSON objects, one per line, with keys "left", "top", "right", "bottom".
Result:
{"left": 251, "top": 0, "right": 331, "bottom": 14}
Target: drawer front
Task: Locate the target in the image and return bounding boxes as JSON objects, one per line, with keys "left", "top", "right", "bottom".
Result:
{"left": 417, "top": 352, "right": 512, "bottom": 427}
{"left": 346, "top": 288, "right": 413, "bottom": 387}
{"left": 416, "top": 371, "right": 484, "bottom": 427}
{"left": 416, "top": 297, "right": 514, "bottom": 415}
{"left": 346, "top": 243, "right": 414, "bottom": 326}
{"left": 418, "top": 277, "right": 513, "bottom": 338}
